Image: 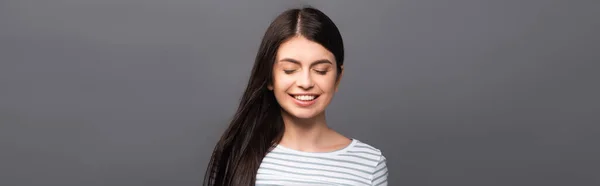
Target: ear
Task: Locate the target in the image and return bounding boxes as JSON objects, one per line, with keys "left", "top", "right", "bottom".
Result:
{"left": 267, "top": 83, "right": 273, "bottom": 91}
{"left": 335, "top": 65, "right": 344, "bottom": 92}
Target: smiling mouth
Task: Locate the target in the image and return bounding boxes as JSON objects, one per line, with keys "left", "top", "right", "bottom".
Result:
{"left": 289, "top": 94, "right": 320, "bottom": 101}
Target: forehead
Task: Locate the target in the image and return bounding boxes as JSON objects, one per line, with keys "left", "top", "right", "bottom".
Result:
{"left": 276, "top": 36, "right": 336, "bottom": 65}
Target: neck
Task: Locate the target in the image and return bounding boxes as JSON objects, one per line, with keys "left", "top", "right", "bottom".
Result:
{"left": 279, "top": 110, "right": 331, "bottom": 152}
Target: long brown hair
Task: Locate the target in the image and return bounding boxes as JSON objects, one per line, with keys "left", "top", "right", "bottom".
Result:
{"left": 203, "top": 6, "right": 345, "bottom": 186}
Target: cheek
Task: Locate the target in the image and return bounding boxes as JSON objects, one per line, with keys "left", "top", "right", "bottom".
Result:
{"left": 272, "top": 74, "right": 294, "bottom": 90}
{"left": 316, "top": 76, "right": 338, "bottom": 91}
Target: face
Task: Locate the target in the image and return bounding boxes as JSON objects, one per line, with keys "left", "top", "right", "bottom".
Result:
{"left": 268, "top": 36, "right": 343, "bottom": 119}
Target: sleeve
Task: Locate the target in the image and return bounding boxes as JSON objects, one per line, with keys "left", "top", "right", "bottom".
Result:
{"left": 372, "top": 155, "right": 388, "bottom": 186}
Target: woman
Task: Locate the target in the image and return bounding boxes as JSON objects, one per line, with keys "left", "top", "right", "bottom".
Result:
{"left": 204, "top": 6, "right": 388, "bottom": 186}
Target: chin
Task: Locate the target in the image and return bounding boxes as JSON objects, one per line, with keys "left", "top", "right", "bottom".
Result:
{"left": 291, "top": 112, "right": 319, "bottom": 119}
{"left": 283, "top": 108, "right": 323, "bottom": 119}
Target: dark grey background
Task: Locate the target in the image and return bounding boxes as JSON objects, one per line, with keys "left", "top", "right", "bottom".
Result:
{"left": 1, "top": 0, "right": 598, "bottom": 185}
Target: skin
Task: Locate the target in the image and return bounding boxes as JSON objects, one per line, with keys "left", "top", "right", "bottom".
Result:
{"left": 267, "top": 35, "right": 351, "bottom": 152}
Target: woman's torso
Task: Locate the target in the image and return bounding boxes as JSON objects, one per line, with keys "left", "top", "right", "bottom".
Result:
{"left": 255, "top": 139, "right": 387, "bottom": 186}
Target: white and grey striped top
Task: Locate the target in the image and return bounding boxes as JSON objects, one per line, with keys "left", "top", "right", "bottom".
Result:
{"left": 256, "top": 139, "right": 388, "bottom": 186}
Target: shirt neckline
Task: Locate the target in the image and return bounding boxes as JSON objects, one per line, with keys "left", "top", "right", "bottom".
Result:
{"left": 274, "top": 138, "right": 358, "bottom": 156}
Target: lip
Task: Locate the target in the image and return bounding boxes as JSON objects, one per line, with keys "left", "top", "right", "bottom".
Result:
{"left": 288, "top": 93, "right": 320, "bottom": 96}
{"left": 289, "top": 94, "right": 320, "bottom": 107}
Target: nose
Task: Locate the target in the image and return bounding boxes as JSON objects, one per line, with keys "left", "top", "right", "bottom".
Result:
{"left": 296, "top": 70, "right": 314, "bottom": 89}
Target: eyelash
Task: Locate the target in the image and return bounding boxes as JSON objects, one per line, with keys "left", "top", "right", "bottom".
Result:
{"left": 314, "top": 70, "right": 327, "bottom": 75}
{"left": 283, "top": 69, "right": 328, "bottom": 75}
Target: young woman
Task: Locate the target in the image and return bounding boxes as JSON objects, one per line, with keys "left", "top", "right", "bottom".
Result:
{"left": 204, "top": 6, "right": 388, "bottom": 186}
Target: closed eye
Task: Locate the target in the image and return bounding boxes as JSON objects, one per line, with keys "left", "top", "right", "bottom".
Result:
{"left": 314, "top": 69, "right": 328, "bottom": 75}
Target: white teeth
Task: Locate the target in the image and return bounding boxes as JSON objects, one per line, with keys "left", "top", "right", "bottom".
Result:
{"left": 294, "top": 95, "right": 316, "bottom": 101}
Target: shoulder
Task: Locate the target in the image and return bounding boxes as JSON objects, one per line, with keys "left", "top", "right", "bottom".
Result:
{"left": 347, "top": 139, "right": 387, "bottom": 168}
{"left": 349, "top": 139, "right": 385, "bottom": 161}
{"left": 352, "top": 139, "right": 383, "bottom": 154}
{"left": 349, "top": 139, "right": 388, "bottom": 185}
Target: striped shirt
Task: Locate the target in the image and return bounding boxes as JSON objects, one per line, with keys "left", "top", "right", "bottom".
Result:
{"left": 256, "top": 139, "right": 388, "bottom": 185}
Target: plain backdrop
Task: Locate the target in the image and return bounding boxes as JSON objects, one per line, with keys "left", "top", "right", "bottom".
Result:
{"left": 1, "top": 0, "right": 599, "bottom": 185}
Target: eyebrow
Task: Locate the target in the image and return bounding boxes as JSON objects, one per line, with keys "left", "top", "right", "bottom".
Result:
{"left": 279, "top": 58, "right": 333, "bottom": 67}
